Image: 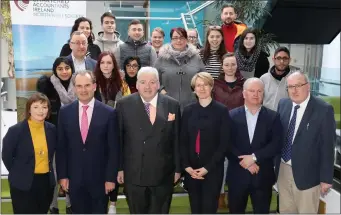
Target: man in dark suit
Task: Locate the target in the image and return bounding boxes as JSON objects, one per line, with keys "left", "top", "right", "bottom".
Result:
{"left": 116, "top": 66, "right": 181, "bottom": 214}
{"left": 56, "top": 71, "right": 119, "bottom": 213}
{"left": 66, "top": 31, "right": 97, "bottom": 73}
{"left": 276, "top": 71, "right": 335, "bottom": 213}
{"left": 227, "top": 78, "right": 282, "bottom": 214}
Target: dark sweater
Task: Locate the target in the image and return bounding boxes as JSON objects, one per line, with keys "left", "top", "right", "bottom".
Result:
{"left": 59, "top": 43, "right": 101, "bottom": 61}
{"left": 180, "top": 100, "right": 231, "bottom": 172}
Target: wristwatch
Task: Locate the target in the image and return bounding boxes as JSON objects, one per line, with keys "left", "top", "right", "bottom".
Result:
{"left": 252, "top": 153, "right": 257, "bottom": 162}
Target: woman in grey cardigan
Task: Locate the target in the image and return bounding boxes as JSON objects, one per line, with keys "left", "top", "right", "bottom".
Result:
{"left": 155, "top": 27, "right": 206, "bottom": 111}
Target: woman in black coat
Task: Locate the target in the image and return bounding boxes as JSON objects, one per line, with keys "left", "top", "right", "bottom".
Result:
{"left": 2, "top": 93, "right": 57, "bottom": 214}
{"left": 36, "top": 57, "right": 75, "bottom": 213}
{"left": 180, "top": 72, "right": 231, "bottom": 214}
{"left": 60, "top": 17, "right": 101, "bottom": 60}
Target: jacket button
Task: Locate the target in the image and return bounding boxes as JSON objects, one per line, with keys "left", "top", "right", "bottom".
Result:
{"left": 83, "top": 148, "right": 86, "bottom": 151}
{"left": 143, "top": 141, "right": 145, "bottom": 144}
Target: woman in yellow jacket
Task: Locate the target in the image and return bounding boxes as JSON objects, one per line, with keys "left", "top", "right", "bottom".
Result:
{"left": 2, "top": 93, "right": 57, "bottom": 214}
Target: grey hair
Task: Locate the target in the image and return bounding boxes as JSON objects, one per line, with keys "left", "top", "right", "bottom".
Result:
{"left": 137, "top": 67, "right": 159, "bottom": 81}
{"left": 287, "top": 71, "right": 309, "bottom": 83}
{"left": 70, "top": 30, "right": 86, "bottom": 40}
{"left": 72, "top": 70, "right": 96, "bottom": 85}
{"left": 243, "top": 77, "right": 264, "bottom": 90}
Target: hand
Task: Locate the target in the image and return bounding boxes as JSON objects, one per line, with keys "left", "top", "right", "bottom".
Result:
{"left": 117, "top": 171, "right": 124, "bottom": 184}
{"left": 160, "top": 89, "right": 167, "bottom": 95}
{"left": 320, "top": 182, "right": 332, "bottom": 197}
{"left": 247, "top": 163, "right": 259, "bottom": 175}
{"left": 59, "top": 178, "right": 69, "bottom": 192}
{"left": 238, "top": 155, "right": 255, "bottom": 169}
{"left": 174, "top": 172, "right": 181, "bottom": 183}
{"left": 105, "top": 182, "right": 116, "bottom": 195}
{"left": 185, "top": 167, "right": 203, "bottom": 180}
{"left": 193, "top": 167, "right": 208, "bottom": 179}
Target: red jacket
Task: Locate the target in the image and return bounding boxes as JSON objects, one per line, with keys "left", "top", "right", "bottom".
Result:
{"left": 221, "top": 22, "right": 247, "bottom": 52}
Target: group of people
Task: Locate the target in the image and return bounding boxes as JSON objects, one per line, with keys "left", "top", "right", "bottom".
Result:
{"left": 1, "top": 3, "right": 337, "bottom": 215}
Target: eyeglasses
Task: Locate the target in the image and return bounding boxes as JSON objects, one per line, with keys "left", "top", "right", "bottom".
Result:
{"left": 275, "top": 57, "right": 290, "bottom": 62}
{"left": 126, "top": 64, "right": 139, "bottom": 69}
{"left": 70, "top": 41, "right": 88, "bottom": 46}
{"left": 171, "top": 37, "right": 186, "bottom": 41}
{"left": 188, "top": 36, "right": 197, "bottom": 40}
{"left": 286, "top": 82, "right": 308, "bottom": 90}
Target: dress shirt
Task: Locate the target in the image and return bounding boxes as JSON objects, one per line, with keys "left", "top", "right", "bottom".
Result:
{"left": 79, "top": 97, "right": 95, "bottom": 130}
{"left": 283, "top": 93, "right": 310, "bottom": 165}
{"left": 245, "top": 105, "right": 261, "bottom": 143}
{"left": 72, "top": 53, "right": 86, "bottom": 72}
{"left": 140, "top": 94, "right": 158, "bottom": 108}
{"left": 141, "top": 94, "right": 158, "bottom": 124}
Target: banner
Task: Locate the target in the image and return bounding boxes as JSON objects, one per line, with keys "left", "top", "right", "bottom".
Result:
{"left": 10, "top": 0, "right": 86, "bottom": 120}
{"left": 2, "top": 0, "right": 86, "bottom": 176}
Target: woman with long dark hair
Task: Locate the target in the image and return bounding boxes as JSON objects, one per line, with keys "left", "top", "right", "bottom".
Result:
{"left": 37, "top": 57, "right": 75, "bottom": 213}
{"left": 60, "top": 17, "right": 101, "bottom": 60}
{"left": 93, "top": 51, "right": 130, "bottom": 108}
{"left": 199, "top": 26, "right": 226, "bottom": 79}
{"left": 235, "top": 28, "right": 269, "bottom": 79}
{"left": 122, "top": 56, "right": 141, "bottom": 94}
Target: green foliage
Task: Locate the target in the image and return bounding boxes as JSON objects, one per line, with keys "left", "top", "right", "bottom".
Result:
{"left": 201, "top": 0, "right": 279, "bottom": 55}
{"left": 1, "top": 0, "right": 13, "bottom": 43}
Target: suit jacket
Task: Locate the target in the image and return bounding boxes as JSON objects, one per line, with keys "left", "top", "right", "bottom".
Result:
{"left": 116, "top": 93, "right": 181, "bottom": 186}
{"left": 56, "top": 100, "right": 119, "bottom": 195}
{"left": 2, "top": 120, "right": 56, "bottom": 191}
{"left": 227, "top": 106, "right": 282, "bottom": 189}
{"left": 66, "top": 54, "right": 97, "bottom": 72}
{"left": 275, "top": 96, "right": 336, "bottom": 190}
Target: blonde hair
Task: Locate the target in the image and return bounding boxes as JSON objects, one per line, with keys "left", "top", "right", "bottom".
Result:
{"left": 190, "top": 72, "right": 214, "bottom": 89}
{"left": 152, "top": 27, "right": 165, "bottom": 37}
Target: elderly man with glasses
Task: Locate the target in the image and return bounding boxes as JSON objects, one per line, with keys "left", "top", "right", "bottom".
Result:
{"left": 275, "top": 71, "right": 336, "bottom": 214}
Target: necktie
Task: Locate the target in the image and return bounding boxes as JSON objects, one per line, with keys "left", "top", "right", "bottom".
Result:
{"left": 80, "top": 105, "right": 89, "bottom": 144}
{"left": 144, "top": 102, "right": 150, "bottom": 117}
{"left": 195, "top": 130, "right": 200, "bottom": 155}
{"left": 282, "top": 105, "right": 300, "bottom": 162}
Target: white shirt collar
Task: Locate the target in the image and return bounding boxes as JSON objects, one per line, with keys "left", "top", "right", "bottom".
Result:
{"left": 72, "top": 53, "right": 86, "bottom": 63}
{"left": 140, "top": 94, "right": 158, "bottom": 107}
{"left": 79, "top": 97, "right": 95, "bottom": 109}
{"left": 245, "top": 105, "right": 262, "bottom": 115}
{"left": 292, "top": 93, "right": 310, "bottom": 109}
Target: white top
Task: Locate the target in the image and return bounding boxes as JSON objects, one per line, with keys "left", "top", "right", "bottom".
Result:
{"left": 72, "top": 53, "right": 86, "bottom": 72}
{"left": 283, "top": 93, "right": 311, "bottom": 165}
{"left": 79, "top": 97, "right": 95, "bottom": 130}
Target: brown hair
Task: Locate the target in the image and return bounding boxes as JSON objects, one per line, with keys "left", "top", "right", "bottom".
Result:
{"left": 72, "top": 70, "right": 96, "bottom": 85}
{"left": 101, "top": 12, "right": 116, "bottom": 24}
{"left": 170, "top": 27, "right": 188, "bottom": 40}
{"left": 129, "top": 19, "right": 142, "bottom": 27}
{"left": 25, "top": 92, "right": 51, "bottom": 120}
{"left": 200, "top": 26, "right": 226, "bottom": 64}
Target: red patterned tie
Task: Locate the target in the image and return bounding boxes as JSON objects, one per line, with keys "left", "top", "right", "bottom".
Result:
{"left": 81, "top": 105, "right": 89, "bottom": 144}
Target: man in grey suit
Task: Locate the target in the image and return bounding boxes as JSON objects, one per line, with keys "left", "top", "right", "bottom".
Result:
{"left": 116, "top": 67, "right": 181, "bottom": 214}
{"left": 276, "top": 71, "right": 336, "bottom": 213}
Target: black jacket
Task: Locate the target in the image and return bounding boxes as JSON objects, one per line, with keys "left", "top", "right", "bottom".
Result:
{"left": 36, "top": 76, "right": 61, "bottom": 126}
{"left": 254, "top": 51, "right": 270, "bottom": 78}
{"left": 2, "top": 120, "right": 57, "bottom": 191}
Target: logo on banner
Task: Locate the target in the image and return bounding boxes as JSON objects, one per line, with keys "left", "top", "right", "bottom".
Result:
{"left": 14, "top": 0, "right": 30, "bottom": 11}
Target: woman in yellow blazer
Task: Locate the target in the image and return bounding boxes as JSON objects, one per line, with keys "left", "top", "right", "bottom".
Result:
{"left": 2, "top": 92, "right": 57, "bottom": 214}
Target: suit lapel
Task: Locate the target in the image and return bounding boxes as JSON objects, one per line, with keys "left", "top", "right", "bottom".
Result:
{"left": 294, "top": 97, "right": 314, "bottom": 141}
{"left": 283, "top": 101, "right": 292, "bottom": 134}
{"left": 86, "top": 100, "right": 99, "bottom": 144}
{"left": 250, "top": 107, "right": 264, "bottom": 145}
{"left": 44, "top": 122, "right": 54, "bottom": 159}
{"left": 23, "top": 120, "right": 35, "bottom": 156}
{"left": 85, "top": 58, "right": 90, "bottom": 70}
{"left": 240, "top": 108, "right": 252, "bottom": 144}
{"left": 72, "top": 101, "right": 83, "bottom": 144}
{"left": 135, "top": 94, "right": 153, "bottom": 134}
{"left": 152, "top": 94, "right": 168, "bottom": 130}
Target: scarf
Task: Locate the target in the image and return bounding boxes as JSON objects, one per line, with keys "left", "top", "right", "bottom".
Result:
{"left": 50, "top": 74, "right": 77, "bottom": 105}
{"left": 235, "top": 42, "right": 263, "bottom": 73}
{"left": 270, "top": 65, "right": 290, "bottom": 81}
